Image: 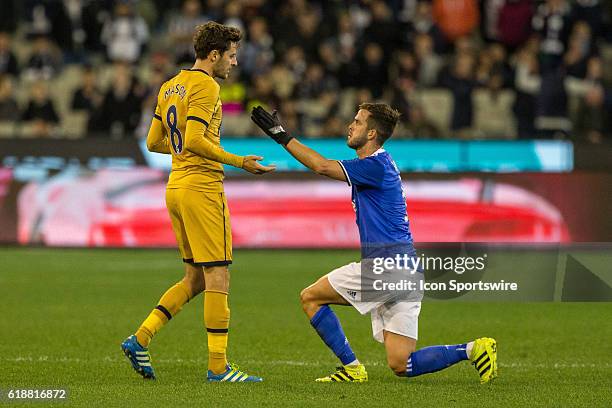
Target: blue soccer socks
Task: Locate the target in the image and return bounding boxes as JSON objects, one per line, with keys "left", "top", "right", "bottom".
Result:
{"left": 407, "top": 344, "right": 468, "bottom": 377}
{"left": 310, "top": 305, "right": 357, "bottom": 366}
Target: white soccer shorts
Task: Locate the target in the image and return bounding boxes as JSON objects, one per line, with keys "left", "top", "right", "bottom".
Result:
{"left": 327, "top": 261, "right": 421, "bottom": 343}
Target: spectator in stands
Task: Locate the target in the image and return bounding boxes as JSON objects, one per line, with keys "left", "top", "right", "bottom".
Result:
{"left": 497, "top": 0, "right": 534, "bottom": 51}
{"left": 513, "top": 40, "right": 539, "bottom": 138}
{"left": 574, "top": 57, "right": 608, "bottom": 143}
{"left": 413, "top": 33, "right": 443, "bottom": 87}
{"left": 71, "top": 64, "right": 103, "bottom": 133}
{"left": 283, "top": 46, "right": 307, "bottom": 85}
{"left": 23, "top": 35, "right": 62, "bottom": 81}
{"left": 358, "top": 42, "right": 388, "bottom": 99}
{"left": 363, "top": 0, "right": 399, "bottom": 56}
{"left": 438, "top": 52, "right": 479, "bottom": 136}
{"left": 0, "top": 75, "right": 18, "bottom": 122}
{"left": 223, "top": 1, "right": 245, "bottom": 33}
{"left": 166, "top": 0, "right": 208, "bottom": 65}
{"left": 286, "top": 9, "right": 320, "bottom": 62}
{"left": 404, "top": 103, "right": 440, "bottom": 139}
{"left": 22, "top": 0, "right": 73, "bottom": 51}
{"left": 294, "top": 63, "right": 338, "bottom": 100}
{"left": 403, "top": 0, "right": 447, "bottom": 53}
{"left": 246, "top": 73, "right": 279, "bottom": 113}
{"left": 101, "top": 0, "right": 149, "bottom": 63}
{"left": 21, "top": 81, "right": 60, "bottom": 137}
{"left": 268, "top": 62, "right": 295, "bottom": 101}
{"left": 0, "top": 32, "right": 18, "bottom": 77}
{"left": 571, "top": 0, "right": 604, "bottom": 38}
{"left": 240, "top": 17, "right": 274, "bottom": 81}
{"left": 97, "top": 62, "right": 145, "bottom": 138}
{"left": 564, "top": 21, "right": 596, "bottom": 79}
{"left": 532, "top": 0, "right": 572, "bottom": 73}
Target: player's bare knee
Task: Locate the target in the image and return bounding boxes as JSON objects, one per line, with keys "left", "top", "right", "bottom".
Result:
{"left": 387, "top": 357, "right": 408, "bottom": 377}
{"left": 300, "top": 287, "right": 317, "bottom": 314}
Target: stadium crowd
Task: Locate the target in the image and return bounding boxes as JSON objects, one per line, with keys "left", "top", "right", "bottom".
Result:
{"left": 0, "top": 0, "right": 611, "bottom": 143}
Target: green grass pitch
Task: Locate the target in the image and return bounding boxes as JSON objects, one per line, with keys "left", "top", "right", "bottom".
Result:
{"left": 0, "top": 248, "right": 611, "bottom": 407}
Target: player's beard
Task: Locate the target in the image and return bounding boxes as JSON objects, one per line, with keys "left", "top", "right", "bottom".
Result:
{"left": 347, "top": 131, "right": 368, "bottom": 150}
{"left": 213, "top": 60, "right": 231, "bottom": 79}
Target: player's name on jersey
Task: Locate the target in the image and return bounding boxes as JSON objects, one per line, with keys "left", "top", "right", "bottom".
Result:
{"left": 164, "top": 84, "right": 187, "bottom": 100}
{"left": 372, "top": 279, "right": 518, "bottom": 293}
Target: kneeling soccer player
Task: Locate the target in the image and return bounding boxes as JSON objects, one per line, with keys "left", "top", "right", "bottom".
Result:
{"left": 251, "top": 103, "right": 497, "bottom": 383}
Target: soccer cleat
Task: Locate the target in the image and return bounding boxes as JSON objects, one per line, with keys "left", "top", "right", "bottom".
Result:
{"left": 469, "top": 337, "right": 497, "bottom": 384}
{"left": 315, "top": 364, "right": 368, "bottom": 382}
{"left": 121, "top": 335, "right": 156, "bottom": 379}
{"left": 207, "top": 363, "right": 263, "bottom": 382}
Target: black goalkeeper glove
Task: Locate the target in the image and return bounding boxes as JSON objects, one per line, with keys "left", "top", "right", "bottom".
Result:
{"left": 251, "top": 106, "right": 294, "bottom": 146}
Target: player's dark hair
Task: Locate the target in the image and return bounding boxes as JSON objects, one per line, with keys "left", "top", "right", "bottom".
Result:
{"left": 359, "top": 103, "right": 401, "bottom": 145}
{"left": 193, "top": 21, "right": 242, "bottom": 60}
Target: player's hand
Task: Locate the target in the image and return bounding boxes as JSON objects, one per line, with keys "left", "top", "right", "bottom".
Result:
{"left": 250, "top": 106, "right": 294, "bottom": 146}
{"left": 242, "top": 155, "right": 276, "bottom": 175}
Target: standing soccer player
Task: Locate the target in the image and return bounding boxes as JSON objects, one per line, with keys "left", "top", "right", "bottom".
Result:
{"left": 121, "top": 22, "right": 274, "bottom": 382}
{"left": 251, "top": 104, "right": 497, "bottom": 383}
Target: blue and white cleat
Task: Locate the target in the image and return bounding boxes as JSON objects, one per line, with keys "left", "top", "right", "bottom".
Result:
{"left": 207, "top": 363, "right": 263, "bottom": 382}
{"left": 121, "top": 335, "right": 156, "bottom": 379}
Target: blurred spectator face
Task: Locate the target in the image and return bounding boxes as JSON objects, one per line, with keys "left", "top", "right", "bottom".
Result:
{"left": 253, "top": 74, "right": 273, "bottom": 97}
{"left": 31, "top": 82, "right": 50, "bottom": 103}
{"left": 586, "top": 57, "right": 602, "bottom": 79}
{"left": 415, "top": 1, "right": 433, "bottom": 20}
{"left": 32, "top": 36, "right": 50, "bottom": 53}
{"left": 113, "top": 62, "right": 133, "bottom": 88}
{"left": 297, "top": 11, "right": 318, "bottom": 36}
{"left": 338, "top": 13, "right": 353, "bottom": 33}
{"left": 547, "top": 0, "right": 566, "bottom": 10}
{"left": 371, "top": 0, "right": 391, "bottom": 22}
{"left": 225, "top": 1, "right": 242, "bottom": 18}
{"left": 355, "top": 88, "right": 373, "bottom": 105}
{"left": 0, "top": 32, "right": 10, "bottom": 51}
{"left": 249, "top": 18, "right": 268, "bottom": 42}
{"left": 115, "top": 3, "right": 133, "bottom": 17}
{"left": 0, "top": 76, "right": 12, "bottom": 99}
{"left": 318, "top": 42, "right": 336, "bottom": 65}
{"left": 285, "top": 46, "right": 305, "bottom": 68}
{"left": 398, "top": 51, "right": 416, "bottom": 73}
{"left": 454, "top": 54, "right": 475, "bottom": 79}
{"left": 487, "top": 73, "right": 504, "bottom": 91}
{"left": 364, "top": 43, "right": 383, "bottom": 65}
{"left": 82, "top": 69, "right": 97, "bottom": 88}
{"left": 414, "top": 34, "right": 433, "bottom": 58}
{"left": 488, "top": 43, "right": 506, "bottom": 63}
{"left": 183, "top": 0, "right": 201, "bottom": 17}
{"left": 568, "top": 21, "right": 592, "bottom": 53}
{"left": 455, "top": 37, "right": 476, "bottom": 55}
{"left": 305, "top": 64, "right": 324, "bottom": 83}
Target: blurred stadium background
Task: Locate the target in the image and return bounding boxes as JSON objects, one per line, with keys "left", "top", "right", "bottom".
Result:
{"left": 0, "top": 0, "right": 611, "bottom": 247}
{"left": 1, "top": 1, "right": 612, "bottom": 406}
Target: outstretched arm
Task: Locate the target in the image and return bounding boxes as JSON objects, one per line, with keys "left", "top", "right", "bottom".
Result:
{"left": 283, "top": 139, "right": 347, "bottom": 182}
{"left": 251, "top": 106, "right": 346, "bottom": 182}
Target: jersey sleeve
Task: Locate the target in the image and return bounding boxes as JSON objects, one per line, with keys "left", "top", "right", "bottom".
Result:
{"left": 186, "top": 79, "right": 219, "bottom": 129}
{"left": 338, "top": 156, "right": 385, "bottom": 188}
{"left": 146, "top": 103, "right": 170, "bottom": 154}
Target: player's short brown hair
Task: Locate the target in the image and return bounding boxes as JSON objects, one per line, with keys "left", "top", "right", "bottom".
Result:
{"left": 359, "top": 103, "right": 401, "bottom": 145}
{"left": 193, "top": 21, "right": 242, "bottom": 60}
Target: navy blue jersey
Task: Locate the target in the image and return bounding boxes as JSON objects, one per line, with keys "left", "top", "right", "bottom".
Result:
{"left": 338, "top": 149, "right": 416, "bottom": 259}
